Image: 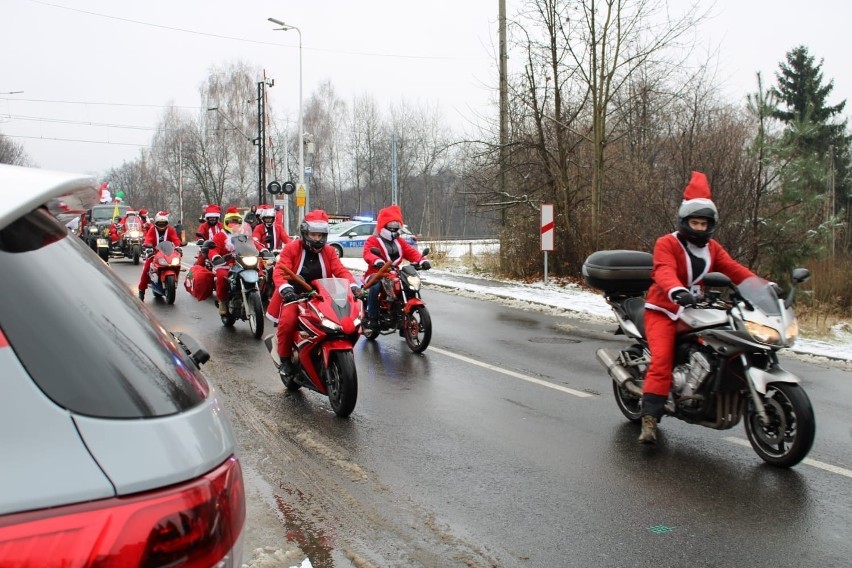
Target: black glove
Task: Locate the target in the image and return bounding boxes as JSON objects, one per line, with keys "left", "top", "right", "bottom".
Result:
{"left": 350, "top": 285, "right": 366, "bottom": 300}
{"left": 419, "top": 260, "right": 431, "bottom": 270}
{"left": 175, "top": 246, "right": 182, "bottom": 256}
{"left": 280, "top": 287, "right": 298, "bottom": 303}
{"left": 770, "top": 283, "right": 784, "bottom": 297}
{"left": 673, "top": 290, "right": 697, "bottom": 308}
{"left": 211, "top": 254, "right": 224, "bottom": 266}
{"left": 260, "top": 249, "right": 273, "bottom": 260}
{"left": 373, "top": 259, "right": 385, "bottom": 269}
{"left": 196, "top": 239, "right": 204, "bottom": 246}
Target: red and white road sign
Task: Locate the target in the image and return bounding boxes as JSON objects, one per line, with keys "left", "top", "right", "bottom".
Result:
{"left": 541, "top": 204, "right": 554, "bottom": 251}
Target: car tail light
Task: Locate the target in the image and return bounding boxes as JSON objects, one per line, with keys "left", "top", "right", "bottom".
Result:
{"left": 0, "top": 456, "right": 245, "bottom": 568}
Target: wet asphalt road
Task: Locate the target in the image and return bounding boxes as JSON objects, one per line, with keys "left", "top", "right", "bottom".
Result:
{"left": 111, "top": 257, "right": 852, "bottom": 567}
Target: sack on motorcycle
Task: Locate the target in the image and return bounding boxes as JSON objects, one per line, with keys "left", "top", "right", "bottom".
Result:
{"left": 184, "top": 264, "right": 214, "bottom": 301}
{"left": 582, "top": 250, "right": 653, "bottom": 293}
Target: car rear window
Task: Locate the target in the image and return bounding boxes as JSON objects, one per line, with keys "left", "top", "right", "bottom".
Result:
{"left": 0, "top": 208, "right": 208, "bottom": 418}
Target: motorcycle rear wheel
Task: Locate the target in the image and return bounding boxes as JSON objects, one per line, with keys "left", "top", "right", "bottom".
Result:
{"left": 165, "top": 274, "right": 176, "bottom": 305}
{"left": 326, "top": 351, "right": 357, "bottom": 417}
{"left": 744, "top": 382, "right": 815, "bottom": 467}
{"left": 403, "top": 306, "right": 432, "bottom": 353}
{"left": 247, "top": 290, "right": 264, "bottom": 339}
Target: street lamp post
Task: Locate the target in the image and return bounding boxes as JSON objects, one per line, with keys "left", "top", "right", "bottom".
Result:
{"left": 268, "top": 18, "right": 305, "bottom": 219}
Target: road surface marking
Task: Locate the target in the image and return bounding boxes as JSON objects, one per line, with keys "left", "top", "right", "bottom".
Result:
{"left": 430, "top": 346, "right": 594, "bottom": 398}
{"left": 724, "top": 437, "right": 852, "bottom": 478}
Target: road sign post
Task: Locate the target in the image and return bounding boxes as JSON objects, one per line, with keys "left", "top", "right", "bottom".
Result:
{"left": 541, "top": 204, "right": 554, "bottom": 284}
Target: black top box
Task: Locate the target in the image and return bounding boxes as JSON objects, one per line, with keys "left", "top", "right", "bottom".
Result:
{"left": 582, "top": 250, "right": 653, "bottom": 293}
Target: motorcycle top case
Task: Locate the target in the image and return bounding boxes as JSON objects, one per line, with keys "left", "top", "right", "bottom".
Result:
{"left": 184, "top": 264, "right": 215, "bottom": 301}
{"left": 582, "top": 250, "right": 653, "bottom": 293}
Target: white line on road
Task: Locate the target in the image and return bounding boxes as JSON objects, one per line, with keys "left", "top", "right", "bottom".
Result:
{"left": 430, "top": 346, "right": 594, "bottom": 398}
{"left": 724, "top": 437, "right": 852, "bottom": 478}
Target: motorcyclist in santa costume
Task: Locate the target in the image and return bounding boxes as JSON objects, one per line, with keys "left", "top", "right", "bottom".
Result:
{"left": 196, "top": 204, "right": 224, "bottom": 244}
{"left": 267, "top": 209, "right": 363, "bottom": 379}
{"left": 137, "top": 211, "right": 182, "bottom": 301}
{"left": 207, "top": 207, "right": 251, "bottom": 316}
{"left": 361, "top": 204, "right": 429, "bottom": 331}
{"left": 138, "top": 209, "right": 151, "bottom": 233}
{"left": 638, "top": 171, "right": 757, "bottom": 444}
{"left": 252, "top": 204, "right": 291, "bottom": 253}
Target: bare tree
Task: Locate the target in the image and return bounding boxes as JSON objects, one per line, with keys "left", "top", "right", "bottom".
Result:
{"left": 0, "top": 131, "right": 31, "bottom": 166}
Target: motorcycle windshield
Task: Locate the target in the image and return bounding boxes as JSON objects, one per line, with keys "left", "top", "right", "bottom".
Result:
{"left": 156, "top": 241, "right": 175, "bottom": 255}
{"left": 231, "top": 233, "right": 258, "bottom": 257}
{"left": 314, "top": 278, "right": 351, "bottom": 309}
{"left": 124, "top": 216, "right": 142, "bottom": 233}
{"left": 737, "top": 276, "right": 781, "bottom": 316}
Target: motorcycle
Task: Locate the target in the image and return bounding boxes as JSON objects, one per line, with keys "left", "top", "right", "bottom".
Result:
{"left": 259, "top": 249, "right": 281, "bottom": 307}
{"left": 362, "top": 247, "right": 432, "bottom": 353}
{"left": 583, "top": 249, "right": 816, "bottom": 467}
{"left": 143, "top": 241, "right": 182, "bottom": 305}
{"left": 263, "top": 276, "right": 362, "bottom": 417}
{"left": 111, "top": 215, "right": 144, "bottom": 264}
{"left": 218, "top": 234, "right": 265, "bottom": 339}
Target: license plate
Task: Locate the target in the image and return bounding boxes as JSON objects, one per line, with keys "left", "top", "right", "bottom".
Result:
{"left": 97, "top": 238, "right": 109, "bottom": 247}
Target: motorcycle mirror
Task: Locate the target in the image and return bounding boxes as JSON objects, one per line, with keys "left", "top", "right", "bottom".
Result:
{"left": 703, "top": 272, "right": 731, "bottom": 289}
{"left": 791, "top": 268, "right": 810, "bottom": 284}
{"left": 421, "top": 247, "right": 430, "bottom": 257}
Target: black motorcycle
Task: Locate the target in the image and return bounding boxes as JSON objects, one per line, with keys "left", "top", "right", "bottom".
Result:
{"left": 583, "top": 250, "right": 816, "bottom": 467}
{"left": 216, "top": 234, "right": 265, "bottom": 339}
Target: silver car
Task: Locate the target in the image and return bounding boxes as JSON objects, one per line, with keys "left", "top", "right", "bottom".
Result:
{"left": 0, "top": 165, "right": 245, "bottom": 566}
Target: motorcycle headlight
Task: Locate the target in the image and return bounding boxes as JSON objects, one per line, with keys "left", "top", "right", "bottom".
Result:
{"left": 157, "top": 258, "right": 168, "bottom": 266}
{"left": 744, "top": 321, "right": 782, "bottom": 345}
{"left": 128, "top": 231, "right": 142, "bottom": 238}
{"left": 785, "top": 317, "right": 800, "bottom": 344}
{"left": 170, "top": 257, "right": 181, "bottom": 266}
{"left": 88, "top": 226, "right": 98, "bottom": 234}
{"left": 241, "top": 255, "right": 258, "bottom": 268}
{"left": 321, "top": 318, "right": 342, "bottom": 332}
{"left": 407, "top": 275, "right": 421, "bottom": 290}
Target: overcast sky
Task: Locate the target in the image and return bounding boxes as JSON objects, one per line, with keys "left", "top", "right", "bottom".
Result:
{"left": 3, "top": 0, "right": 851, "bottom": 177}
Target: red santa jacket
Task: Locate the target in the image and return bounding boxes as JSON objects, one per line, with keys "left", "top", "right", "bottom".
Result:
{"left": 196, "top": 221, "right": 225, "bottom": 242}
{"left": 645, "top": 233, "right": 755, "bottom": 319}
{"left": 362, "top": 235, "right": 423, "bottom": 280}
{"left": 273, "top": 240, "right": 355, "bottom": 293}
{"left": 143, "top": 225, "right": 181, "bottom": 248}
{"left": 252, "top": 222, "right": 291, "bottom": 252}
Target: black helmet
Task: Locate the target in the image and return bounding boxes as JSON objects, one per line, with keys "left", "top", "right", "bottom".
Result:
{"left": 677, "top": 203, "right": 717, "bottom": 247}
{"left": 299, "top": 210, "right": 329, "bottom": 253}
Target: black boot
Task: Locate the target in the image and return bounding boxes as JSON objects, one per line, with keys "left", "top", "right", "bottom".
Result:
{"left": 138, "top": 289, "right": 145, "bottom": 301}
{"left": 279, "top": 359, "right": 294, "bottom": 377}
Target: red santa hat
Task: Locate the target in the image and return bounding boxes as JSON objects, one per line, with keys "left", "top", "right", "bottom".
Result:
{"left": 257, "top": 204, "right": 274, "bottom": 218}
{"left": 678, "top": 171, "right": 717, "bottom": 221}
{"left": 302, "top": 209, "right": 330, "bottom": 232}
{"left": 139, "top": 209, "right": 149, "bottom": 216}
{"left": 204, "top": 204, "right": 221, "bottom": 217}
{"left": 375, "top": 205, "right": 403, "bottom": 233}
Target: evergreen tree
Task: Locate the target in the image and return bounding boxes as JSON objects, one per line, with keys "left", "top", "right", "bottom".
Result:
{"left": 770, "top": 45, "right": 850, "bottom": 255}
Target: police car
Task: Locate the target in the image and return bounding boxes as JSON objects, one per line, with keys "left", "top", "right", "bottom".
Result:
{"left": 327, "top": 216, "right": 417, "bottom": 258}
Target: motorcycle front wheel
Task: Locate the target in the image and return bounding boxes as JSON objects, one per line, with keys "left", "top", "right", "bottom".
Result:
{"left": 132, "top": 245, "right": 141, "bottom": 265}
{"left": 744, "top": 382, "right": 815, "bottom": 467}
{"left": 325, "top": 351, "right": 357, "bottom": 417}
{"left": 165, "top": 274, "right": 176, "bottom": 305}
{"left": 247, "top": 290, "right": 264, "bottom": 339}
{"left": 403, "top": 305, "right": 432, "bottom": 353}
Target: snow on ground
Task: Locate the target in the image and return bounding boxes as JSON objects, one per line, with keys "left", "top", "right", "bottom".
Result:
{"left": 342, "top": 240, "right": 852, "bottom": 364}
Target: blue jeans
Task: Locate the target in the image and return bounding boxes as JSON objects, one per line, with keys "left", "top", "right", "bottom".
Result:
{"left": 366, "top": 282, "right": 381, "bottom": 319}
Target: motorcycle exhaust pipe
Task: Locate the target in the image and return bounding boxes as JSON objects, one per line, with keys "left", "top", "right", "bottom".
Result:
{"left": 596, "top": 349, "right": 642, "bottom": 397}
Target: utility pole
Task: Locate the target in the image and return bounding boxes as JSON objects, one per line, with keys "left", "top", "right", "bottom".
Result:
{"left": 499, "top": 0, "right": 508, "bottom": 227}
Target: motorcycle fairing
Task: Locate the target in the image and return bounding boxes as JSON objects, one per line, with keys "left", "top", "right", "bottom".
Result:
{"left": 745, "top": 365, "right": 801, "bottom": 395}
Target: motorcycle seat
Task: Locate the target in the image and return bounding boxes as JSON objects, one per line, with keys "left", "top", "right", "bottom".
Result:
{"left": 623, "top": 296, "right": 646, "bottom": 337}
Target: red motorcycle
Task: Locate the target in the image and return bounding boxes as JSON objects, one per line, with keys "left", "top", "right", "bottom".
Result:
{"left": 263, "top": 276, "right": 362, "bottom": 417}
{"left": 144, "top": 241, "right": 182, "bottom": 304}
{"left": 362, "top": 247, "right": 432, "bottom": 353}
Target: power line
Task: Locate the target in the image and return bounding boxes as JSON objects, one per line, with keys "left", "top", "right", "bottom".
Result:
{"left": 5, "top": 134, "right": 147, "bottom": 147}
{"left": 4, "top": 114, "right": 159, "bottom": 131}
{"left": 28, "top": 0, "right": 475, "bottom": 61}
{"left": 0, "top": 96, "right": 200, "bottom": 110}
